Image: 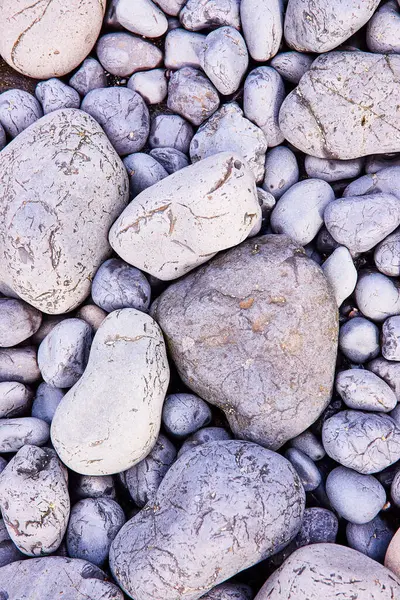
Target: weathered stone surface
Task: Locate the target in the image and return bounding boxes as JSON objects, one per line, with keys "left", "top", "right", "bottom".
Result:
{"left": 0, "top": 298, "right": 42, "bottom": 347}
{"left": 0, "top": 109, "right": 129, "bottom": 314}
{"left": 279, "top": 52, "right": 400, "bottom": 160}
{"left": 151, "top": 235, "right": 338, "bottom": 450}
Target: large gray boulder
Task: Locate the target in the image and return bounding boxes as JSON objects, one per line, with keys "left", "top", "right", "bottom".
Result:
{"left": 0, "top": 109, "right": 129, "bottom": 314}
{"left": 279, "top": 52, "right": 400, "bottom": 160}
{"left": 151, "top": 235, "right": 338, "bottom": 450}
{"left": 110, "top": 440, "right": 305, "bottom": 600}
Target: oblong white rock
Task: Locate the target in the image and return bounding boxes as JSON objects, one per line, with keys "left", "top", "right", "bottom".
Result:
{"left": 240, "top": 0, "right": 283, "bottom": 61}
{"left": 51, "top": 309, "right": 170, "bottom": 475}
{"left": 109, "top": 152, "right": 261, "bottom": 281}
{"left": 321, "top": 246, "right": 357, "bottom": 307}
{"left": 115, "top": 0, "right": 168, "bottom": 37}
{"left": 244, "top": 67, "right": 285, "bottom": 147}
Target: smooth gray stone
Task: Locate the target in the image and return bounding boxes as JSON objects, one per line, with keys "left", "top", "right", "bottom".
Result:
{"left": 339, "top": 317, "right": 379, "bottom": 363}
{"left": 0, "top": 417, "right": 49, "bottom": 452}
{"left": 125, "top": 433, "right": 177, "bottom": 507}
{"left": 92, "top": 258, "right": 151, "bottom": 313}
{"left": 366, "top": 155, "right": 400, "bottom": 174}
{"left": 279, "top": 52, "right": 400, "bottom": 160}
{"left": 0, "top": 347, "right": 40, "bottom": 384}
{"left": 35, "top": 78, "right": 80, "bottom": 114}
{"left": 178, "top": 426, "right": 232, "bottom": 457}
{"left": 336, "top": 369, "right": 397, "bottom": 412}
{"left": 262, "top": 146, "right": 299, "bottom": 199}
{"left": 240, "top": 0, "right": 283, "bottom": 61}
{"left": 0, "top": 90, "right": 42, "bottom": 137}
{"left": 289, "top": 430, "right": 325, "bottom": 461}
{"left": 167, "top": 67, "right": 220, "bottom": 126}
{"left": 123, "top": 153, "right": 168, "bottom": 197}
{"left": 344, "top": 166, "right": 400, "bottom": 201}
{"left": 368, "top": 358, "right": 400, "bottom": 401}
{"left": 72, "top": 474, "right": 116, "bottom": 501}
{"left": 305, "top": 156, "right": 364, "bottom": 182}
{"left": 367, "top": 1, "right": 400, "bottom": 53}
{"left": 127, "top": 69, "right": 167, "bottom": 104}
{"left": 150, "top": 147, "right": 189, "bottom": 174}
{"left": 81, "top": 87, "right": 150, "bottom": 156}
{"left": 201, "top": 583, "right": 253, "bottom": 600}
{"left": 0, "top": 445, "right": 69, "bottom": 556}
{"left": 67, "top": 498, "right": 125, "bottom": 567}
{"left": 355, "top": 270, "right": 400, "bottom": 322}
{"left": 0, "top": 381, "right": 33, "bottom": 418}
{"left": 155, "top": 0, "right": 186, "bottom": 16}
{"left": 0, "top": 519, "right": 25, "bottom": 567}
{"left": 162, "top": 393, "right": 212, "bottom": 438}
{"left": 114, "top": 0, "right": 168, "bottom": 37}
{"left": 0, "top": 298, "right": 42, "bottom": 348}
{"left": 0, "top": 556, "right": 124, "bottom": 599}
{"left": 322, "top": 410, "right": 400, "bottom": 474}
{"left": 38, "top": 318, "right": 93, "bottom": 388}
{"left": 375, "top": 229, "right": 400, "bottom": 277}
{"left": 96, "top": 32, "right": 163, "bottom": 77}
{"left": 165, "top": 29, "right": 206, "bottom": 69}
{"left": 244, "top": 67, "right": 285, "bottom": 147}
{"left": 321, "top": 246, "right": 357, "bottom": 307}
{"left": 270, "top": 51, "right": 314, "bottom": 84}
{"left": 284, "top": 448, "right": 321, "bottom": 491}
{"left": 180, "top": 0, "right": 241, "bottom": 31}
{"left": 109, "top": 441, "right": 305, "bottom": 600}
{"left": 382, "top": 316, "right": 400, "bottom": 361}
{"left": 149, "top": 114, "right": 194, "bottom": 154}
{"left": 295, "top": 507, "right": 338, "bottom": 546}
{"left": 32, "top": 383, "right": 65, "bottom": 424}
{"left": 69, "top": 58, "right": 107, "bottom": 96}
{"left": 326, "top": 466, "right": 386, "bottom": 524}
{"left": 347, "top": 515, "right": 394, "bottom": 562}
{"left": 200, "top": 27, "right": 248, "bottom": 95}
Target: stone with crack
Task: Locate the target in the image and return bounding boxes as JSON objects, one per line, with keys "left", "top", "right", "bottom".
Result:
{"left": 35, "top": 78, "right": 80, "bottom": 114}
{"left": 0, "top": 381, "right": 33, "bottom": 418}
{"left": 382, "top": 315, "right": 400, "bottom": 361}
{"left": 375, "top": 229, "right": 400, "bottom": 277}
{"left": 167, "top": 67, "right": 220, "bottom": 126}
{"left": 240, "top": 0, "right": 283, "bottom": 62}
{"left": 151, "top": 234, "right": 338, "bottom": 450}
{"left": 335, "top": 369, "right": 397, "bottom": 412}
{"left": 92, "top": 258, "right": 151, "bottom": 313}
{"left": 344, "top": 166, "right": 400, "bottom": 201}
{"left": 200, "top": 27, "right": 248, "bottom": 95}
{"left": 51, "top": 308, "right": 170, "bottom": 475}
{"left": 109, "top": 152, "right": 261, "bottom": 281}
{"left": 279, "top": 52, "right": 400, "bottom": 160}
{"left": 110, "top": 440, "right": 305, "bottom": 600}
{"left": 0, "top": 417, "right": 49, "bottom": 452}
{"left": 0, "top": 445, "right": 69, "bottom": 556}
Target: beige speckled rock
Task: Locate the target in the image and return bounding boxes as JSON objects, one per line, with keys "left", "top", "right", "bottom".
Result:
{"left": 0, "top": 0, "right": 106, "bottom": 79}
{"left": 385, "top": 527, "right": 400, "bottom": 577}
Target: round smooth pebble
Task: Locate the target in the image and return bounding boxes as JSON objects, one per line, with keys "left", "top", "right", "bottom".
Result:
{"left": 289, "top": 430, "right": 325, "bottom": 461}
{"left": 375, "top": 229, "right": 400, "bottom": 277}
{"left": 262, "top": 146, "right": 299, "bottom": 199}
{"left": 0, "top": 347, "right": 40, "bottom": 384}
{"left": 322, "top": 410, "right": 400, "bottom": 474}
{"left": 162, "top": 393, "right": 212, "bottom": 438}
{"left": 149, "top": 114, "right": 194, "bottom": 154}
{"left": 38, "top": 319, "right": 93, "bottom": 389}
{"left": 31, "top": 382, "right": 65, "bottom": 424}
{"left": 284, "top": 448, "right": 321, "bottom": 491}
{"left": 0, "top": 417, "right": 49, "bottom": 452}
{"left": 347, "top": 515, "right": 394, "bottom": 562}
{"left": 321, "top": 246, "right": 357, "bottom": 307}
{"left": 115, "top": 0, "right": 168, "bottom": 37}
{"left": 67, "top": 498, "right": 125, "bottom": 567}
{"left": 305, "top": 156, "right": 364, "bottom": 183}
{"left": 69, "top": 57, "right": 107, "bottom": 97}
{"left": 240, "top": 0, "right": 283, "bottom": 61}
{"left": 167, "top": 67, "right": 220, "bottom": 126}
{"left": 244, "top": 67, "right": 285, "bottom": 147}
{"left": 81, "top": 87, "right": 150, "bottom": 156}
{"left": 339, "top": 317, "right": 380, "bottom": 363}
{"left": 150, "top": 147, "right": 189, "bottom": 174}
{"left": 96, "top": 32, "right": 162, "bottom": 77}
{"left": 355, "top": 271, "right": 400, "bottom": 322}
{"left": 200, "top": 27, "right": 248, "bottom": 95}
{"left": 180, "top": 0, "right": 241, "bottom": 31}
{"left": 382, "top": 316, "right": 400, "bottom": 361}
{"left": 0, "top": 298, "right": 42, "bottom": 348}
{"left": 0, "top": 381, "right": 33, "bottom": 418}
{"left": 127, "top": 69, "right": 167, "bottom": 105}
{"left": 295, "top": 507, "right": 338, "bottom": 547}
{"left": 75, "top": 305, "right": 107, "bottom": 332}
{"left": 123, "top": 153, "right": 169, "bottom": 197}
{"left": 92, "top": 258, "right": 151, "bottom": 313}
{"left": 326, "top": 466, "right": 386, "bottom": 524}
{"left": 35, "top": 79, "right": 80, "bottom": 114}
{"left": 164, "top": 29, "right": 206, "bottom": 69}
{"left": 270, "top": 51, "right": 314, "bottom": 84}
{"left": 178, "top": 427, "right": 232, "bottom": 457}
{"left": 335, "top": 369, "right": 397, "bottom": 412}
{"left": 385, "top": 527, "right": 400, "bottom": 578}
{"left": 0, "top": 90, "right": 43, "bottom": 137}
{"left": 367, "top": 0, "right": 400, "bottom": 53}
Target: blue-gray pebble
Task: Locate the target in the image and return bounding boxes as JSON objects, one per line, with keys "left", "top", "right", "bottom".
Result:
{"left": 92, "top": 258, "right": 151, "bottom": 313}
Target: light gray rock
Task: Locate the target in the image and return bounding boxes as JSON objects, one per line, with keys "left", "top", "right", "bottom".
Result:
{"left": 110, "top": 441, "right": 305, "bottom": 600}
{"left": 325, "top": 194, "right": 400, "bottom": 254}
{"left": 162, "top": 393, "right": 212, "bottom": 438}
{"left": 123, "top": 153, "right": 168, "bottom": 197}
{"left": 127, "top": 69, "right": 167, "bottom": 105}
{"left": 180, "top": 0, "right": 241, "bottom": 31}
{"left": 0, "top": 90, "right": 43, "bottom": 137}
{"left": 115, "top": 0, "right": 168, "bottom": 37}
{"left": 32, "top": 383, "right": 65, "bottom": 424}
{"left": 35, "top": 79, "right": 80, "bottom": 114}
{"left": 150, "top": 147, "right": 189, "bottom": 174}
{"left": 96, "top": 32, "right": 163, "bottom": 77}
{"left": 154, "top": 0, "right": 186, "bottom": 15}
{"left": 270, "top": 51, "right": 314, "bottom": 84}
{"left": 190, "top": 103, "right": 268, "bottom": 182}
{"left": 271, "top": 179, "right": 334, "bottom": 245}
{"left": 178, "top": 426, "right": 232, "bottom": 457}
{"left": 0, "top": 0, "right": 106, "bottom": 79}
{"left": 366, "top": 155, "right": 400, "bottom": 174}
{"left": 0, "top": 347, "right": 40, "bottom": 384}
{"left": 0, "top": 298, "right": 42, "bottom": 347}
{"left": 51, "top": 309, "right": 170, "bottom": 475}
{"left": 368, "top": 357, "right": 400, "bottom": 401}
{"left": 322, "top": 410, "right": 400, "bottom": 474}
{"left": 339, "top": 317, "right": 379, "bottom": 363}
{"left": 0, "top": 418, "right": 49, "bottom": 452}
{"left": 167, "top": 67, "right": 220, "bottom": 126}
{"left": 0, "top": 109, "right": 129, "bottom": 314}
{"left": 0, "top": 556, "right": 124, "bottom": 599}
{"left": 254, "top": 543, "right": 400, "bottom": 600}
{"left": 38, "top": 319, "right": 93, "bottom": 388}
{"left": 67, "top": 498, "right": 125, "bottom": 566}
{"left": 0, "top": 446, "right": 69, "bottom": 556}
{"left": 165, "top": 29, "right": 206, "bottom": 70}
{"left": 336, "top": 369, "right": 397, "bottom": 412}
{"left": 200, "top": 27, "right": 248, "bottom": 95}
{"left": 125, "top": 433, "right": 177, "bottom": 507}
{"left": 244, "top": 67, "right": 285, "bottom": 147}
{"left": 321, "top": 246, "right": 357, "bottom": 307}
{"left": 69, "top": 58, "right": 107, "bottom": 97}
{"left": 344, "top": 166, "right": 400, "bottom": 201}
{"left": 151, "top": 235, "right": 338, "bottom": 450}
{"left": 289, "top": 430, "right": 325, "bottom": 461}
{"left": 305, "top": 156, "right": 364, "bottom": 182}
{"left": 0, "top": 519, "right": 25, "bottom": 567}
{"left": 110, "top": 152, "right": 261, "bottom": 280}
{"left": 262, "top": 146, "right": 299, "bottom": 199}
{"left": 326, "top": 466, "right": 386, "bottom": 524}
{"left": 284, "top": 447, "right": 321, "bottom": 491}
{"left": 92, "top": 258, "right": 151, "bottom": 313}
{"left": 0, "top": 381, "right": 33, "bottom": 418}
{"left": 375, "top": 229, "right": 400, "bottom": 277}
{"left": 201, "top": 583, "right": 253, "bottom": 600}
{"left": 382, "top": 316, "right": 400, "bottom": 361}
{"left": 284, "top": 0, "right": 381, "bottom": 53}
{"left": 367, "top": 1, "right": 400, "bottom": 53}
{"left": 240, "top": 0, "right": 283, "bottom": 61}
{"left": 75, "top": 304, "right": 107, "bottom": 332}
{"left": 355, "top": 271, "right": 400, "bottom": 322}
{"left": 279, "top": 52, "right": 400, "bottom": 160}
{"left": 149, "top": 114, "right": 194, "bottom": 154}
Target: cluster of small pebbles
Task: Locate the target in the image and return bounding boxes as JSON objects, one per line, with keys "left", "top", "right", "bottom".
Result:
{"left": 0, "top": 0, "right": 400, "bottom": 598}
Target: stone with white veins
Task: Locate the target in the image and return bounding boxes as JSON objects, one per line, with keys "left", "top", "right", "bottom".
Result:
{"left": 367, "top": 0, "right": 400, "bottom": 54}
{"left": 279, "top": 52, "right": 400, "bottom": 160}
{"left": 165, "top": 29, "right": 206, "bottom": 70}
{"left": 200, "top": 27, "right": 248, "bottom": 96}
{"left": 375, "top": 229, "right": 400, "bottom": 277}
{"left": 240, "top": 0, "right": 283, "bottom": 62}
{"left": 180, "top": 0, "right": 241, "bottom": 31}
{"left": 110, "top": 152, "right": 260, "bottom": 281}
{"left": 321, "top": 246, "right": 357, "bottom": 307}
{"left": 115, "top": 0, "right": 168, "bottom": 37}
{"left": 336, "top": 369, "right": 397, "bottom": 412}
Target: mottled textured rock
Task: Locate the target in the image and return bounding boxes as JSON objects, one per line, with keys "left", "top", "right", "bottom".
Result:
{"left": 69, "top": 58, "right": 106, "bottom": 97}
{"left": 355, "top": 271, "right": 400, "bottom": 322}
{"left": 240, "top": 0, "right": 283, "bottom": 61}
{"left": 375, "top": 229, "right": 400, "bottom": 277}
{"left": 0, "top": 0, "right": 106, "bottom": 79}
{"left": 0, "top": 381, "right": 33, "bottom": 418}
{"left": 167, "top": 67, "right": 220, "bottom": 126}
{"left": 124, "top": 153, "right": 168, "bottom": 197}
{"left": 0, "top": 519, "right": 25, "bottom": 567}
{"left": 279, "top": 52, "right": 400, "bottom": 160}
{"left": 190, "top": 103, "right": 267, "bottom": 182}
{"left": 0, "top": 417, "right": 49, "bottom": 452}
{"left": 262, "top": 146, "right": 299, "bottom": 199}
{"left": 162, "top": 393, "right": 212, "bottom": 438}
{"left": 110, "top": 441, "right": 305, "bottom": 600}
{"left": 270, "top": 51, "right": 314, "bottom": 84}
{"left": 244, "top": 67, "right": 285, "bottom": 147}
{"left": 35, "top": 79, "right": 80, "bottom": 114}
{"left": 92, "top": 258, "right": 151, "bottom": 313}
{"left": 347, "top": 515, "right": 394, "bottom": 562}
{"left": 127, "top": 69, "right": 167, "bottom": 105}
{"left": 322, "top": 410, "right": 400, "bottom": 474}
{"left": 322, "top": 246, "right": 357, "bottom": 307}
{"left": 149, "top": 114, "right": 194, "bottom": 154}
{"left": 32, "top": 382, "right": 64, "bottom": 424}
{"left": 151, "top": 235, "right": 338, "bottom": 450}
{"left": 0, "top": 347, "right": 40, "bottom": 384}
{"left": 165, "top": 30, "right": 206, "bottom": 70}
{"left": 200, "top": 27, "right": 248, "bottom": 95}
{"left": 110, "top": 153, "right": 261, "bottom": 280}
{"left": 96, "top": 32, "right": 162, "bottom": 77}
{"left": 0, "top": 556, "right": 124, "bottom": 599}
{"left": 0, "top": 446, "right": 69, "bottom": 556}
{"left": 0, "top": 298, "right": 42, "bottom": 347}
{"left": 382, "top": 316, "right": 400, "bottom": 361}
{"left": 115, "top": 0, "right": 168, "bottom": 37}
{"left": 339, "top": 317, "right": 379, "bottom": 363}
{"left": 51, "top": 309, "right": 170, "bottom": 475}
{"left": 295, "top": 508, "right": 338, "bottom": 546}
{"left": 255, "top": 544, "right": 400, "bottom": 600}
{"left": 0, "top": 90, "right": 42, "bottom": 137}
{"left": 367, "top": 1, "right": 400, "bottom": 53}
{"left": 72, "top": 474, "right": 116, "bottom": 501}
{"left": 180, "top": 0, "right": 241, "bottom": 31}
{"left": 0, "top": 109, "right": 129, "bottom": 314}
